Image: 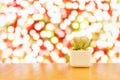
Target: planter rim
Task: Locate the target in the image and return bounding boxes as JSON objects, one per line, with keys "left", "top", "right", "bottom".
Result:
{"left": 70, "top": 48, "right": 93, "bottom": 53}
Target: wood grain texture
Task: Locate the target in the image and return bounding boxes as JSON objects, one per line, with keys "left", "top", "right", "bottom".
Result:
{"left": 0, "top": 63, "right": 120, "bottom": 80}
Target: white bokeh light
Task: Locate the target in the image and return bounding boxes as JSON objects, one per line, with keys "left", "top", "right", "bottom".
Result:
{"left": 50, "top": 51, "right": 59, "bottom": 62}
{"left": 0, "top": 42, "right": 7, "bottom": 50}
{"left": 72, "top": 2, "right": 79, "bottom": 9}
{"left": 32, "top": 14, "right": 43, "bottom": 21}
{"left": 8, "top": 33, "right": 14, "bottom": 40}
{"left": 51, "top": 37, "right": 59, "bottom": 44}
{"left": 36, "top": 39, "right": 43, "bottom": 46}
{"left": 8, "top": 26, "right": 14, "bottom": 33}
{"left": 0, "top": 32, "right": 7, "bottom": 39}
{"left": 33, "top": 33, "right": 40, "bottom": 40}
{"left": 11, "top": 57, "right": 19, "bottom": 63}
{"left": 27, "top": 18, "right": 34, "bottom": 25}
{"left": 4, "top": 58, "right": 11, "bottom": 63}
{"left": 56, "top": 43, "right": 63, "bottom": 50}
{"left": 37, "top": 56, "right": 44, "bottom": 63}
{"left": 65, "top": 2, "right": 72, "bottom": 9}
{"left": 34, "top": 22, "right": 44, "bottom": 31}
{"left": 46, "top": 23, "right": 55, "bottom": 31}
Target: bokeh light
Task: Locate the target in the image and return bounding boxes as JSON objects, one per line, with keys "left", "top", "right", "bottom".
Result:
{"left": 0, "top": 0, "right": 120, "bottom": 63}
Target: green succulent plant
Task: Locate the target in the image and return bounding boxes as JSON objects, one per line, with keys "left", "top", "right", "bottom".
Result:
{"left": 70, "top": 36, "right": 91, "bottom": 50}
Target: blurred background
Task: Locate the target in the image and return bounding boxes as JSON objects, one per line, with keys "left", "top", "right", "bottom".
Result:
{"left": 0, "top": 0, "right": 120, "bottom": 63}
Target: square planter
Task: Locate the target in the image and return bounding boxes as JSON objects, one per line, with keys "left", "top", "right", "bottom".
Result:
{"left": 70, "top": 49, "right": 92, "bottom": 67}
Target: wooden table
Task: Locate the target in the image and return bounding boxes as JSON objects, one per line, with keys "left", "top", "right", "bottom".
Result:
{"left": 0, "top": 63, "right": 120, "bottom": 80}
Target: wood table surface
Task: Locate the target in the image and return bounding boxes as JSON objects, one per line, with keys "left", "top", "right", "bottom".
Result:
{"left": 0, "top": 63, "right": 120, "bottom": 80}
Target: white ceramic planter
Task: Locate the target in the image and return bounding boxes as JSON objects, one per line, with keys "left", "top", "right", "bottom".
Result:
{"left": 70, "top": 49, "right": 92, "bottom": 67}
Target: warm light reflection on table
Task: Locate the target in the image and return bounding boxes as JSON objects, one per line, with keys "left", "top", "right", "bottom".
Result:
{"left": 0, "top": 63, "right": 120, "bottom": 80}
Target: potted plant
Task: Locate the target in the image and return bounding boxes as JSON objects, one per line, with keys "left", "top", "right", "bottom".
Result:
{"left": 70, "top": 36, "right": 93, "bottom": 67}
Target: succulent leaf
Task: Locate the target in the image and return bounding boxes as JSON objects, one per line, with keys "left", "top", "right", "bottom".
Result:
{"left": 70, "top": 36, "right": 91, "bottom": 50}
